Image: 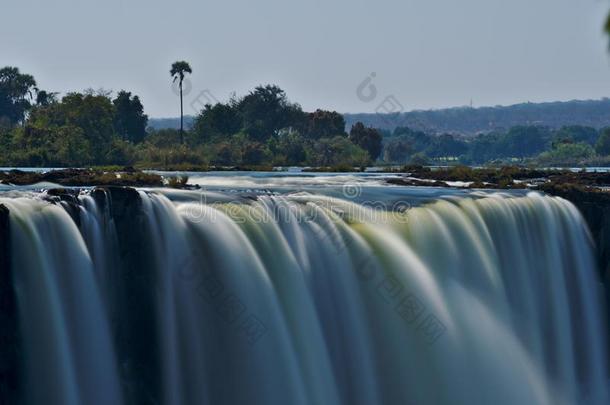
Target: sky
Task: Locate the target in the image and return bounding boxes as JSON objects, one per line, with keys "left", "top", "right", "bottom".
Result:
{"left": 2, "top": 0, "right": 610, "bottom": 118}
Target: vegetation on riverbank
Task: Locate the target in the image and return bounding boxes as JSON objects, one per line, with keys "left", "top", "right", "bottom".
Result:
{"left": 6, "top": 65, "right": 610, "bottom": 169}
{"left": 0, "top": 66, "right": 382, "bottom": 169}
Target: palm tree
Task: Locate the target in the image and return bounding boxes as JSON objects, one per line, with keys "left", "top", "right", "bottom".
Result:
{"left": 170, "top": 61, "right": 192, "bottom": 144}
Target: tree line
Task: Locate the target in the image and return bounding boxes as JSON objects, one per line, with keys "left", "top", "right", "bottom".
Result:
{"left": 0, "top": 65, "right": 382, "bottom": 168}
{"left": 345, "top": 99, "right": 610, "bottom": 135}
{"left": 3, "top": 64, "right": 610, "bottom": 169}
{"left": 382, "top": 124, "right": 610, "bottom": 166}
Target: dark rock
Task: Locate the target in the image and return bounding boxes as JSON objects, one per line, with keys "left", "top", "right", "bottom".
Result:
{"left": 0, "top": 169, "right": 163, "bottom": 187}
{"left": 539, "top": 184, "right": 610, "bottom": 281}
{"left": 387, "top": 177, "right": 450, "bottom": 188}
{"left": 44, "top": 189, "right": 83, "bottom": 227}
{"left": 0, "top": 205, "right": 21, "bottom": 404}
{"left": 92, "top": 187, "right": 162, "bottom": 405}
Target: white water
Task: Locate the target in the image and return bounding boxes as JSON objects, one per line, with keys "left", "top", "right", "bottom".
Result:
{"left": 0, "top": 187, "right": 608, "bottom": 404}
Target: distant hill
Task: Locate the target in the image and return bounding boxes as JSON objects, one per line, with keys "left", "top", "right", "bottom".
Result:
{"left": 149, "top": 98, "right": 610, "bottom": 136}
{"left": 344, "top": 98, "right": 610, "bottom": 136}
{"left": 148, "top": 116, "right": 195, "bottom": 131}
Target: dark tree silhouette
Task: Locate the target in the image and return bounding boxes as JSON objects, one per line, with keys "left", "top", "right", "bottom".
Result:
{"left": 113, "top": 91, "right": 148, "bottom": 143}
{"left": 349, "top": 122, "right": 383, "bottom": 161}
{"left": 0, "top": 67, "right": 37, "bottom": 125}
{"left": 170, "top": 61, "right": 192, "bottom": 143}
{"left": 304, "top": 109, "right": 346, "bottom": 139}
{"left": 34, "top": 89, "right": 58, "bottom": 107}
{"left": 237, "top": 85, "right": 304, "bottom": 141}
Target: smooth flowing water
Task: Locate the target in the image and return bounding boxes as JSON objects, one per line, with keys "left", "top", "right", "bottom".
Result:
{"left": 0, "top": 174, "right": 608, "bottom": 405}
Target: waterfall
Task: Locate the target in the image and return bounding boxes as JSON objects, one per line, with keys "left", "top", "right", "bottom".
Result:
{"left": 0, "top": 188, "right": 608, "bottom": 405}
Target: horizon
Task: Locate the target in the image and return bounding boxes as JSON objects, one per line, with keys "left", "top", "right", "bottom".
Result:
{"left": 2, "top": 0, "right": 610, "bottom": 118}
{"left": 149, "top": 95, "right": 610, "bottom": 120}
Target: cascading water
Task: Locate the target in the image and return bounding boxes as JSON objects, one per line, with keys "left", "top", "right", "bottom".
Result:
{"left": 0, "top": 184, "right": 608, "bottom": 405}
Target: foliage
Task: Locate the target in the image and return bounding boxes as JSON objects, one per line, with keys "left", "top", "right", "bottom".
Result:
{"left": 236, "top": 85, "right": 304, "bottom": 142}
{"left": 596, "top": 128, "right": 610, "bottom": 156}
{"left": 113, "top": 91, "right": 148, "bottom": 143}
{"left": 537, "top": 142, "right": 595, "bottom": 166}
{"left": 0, "top": 67, "right": 37, "bottom": 125}
{"left": 409, "top": 152, "right": 429, "bottom": 166}
{"left": 192, "top": 101, "right": 241, "bottom": 142}
{"left": 6, "top": 123, "right": 91, "bottom": 167}
{"left": 384, "top": 127, "right": 432, "bottom": 163}
{"left": 106, "top": 139, "right": 136, "bottom": 166}
{"left": 502, "top": 126, "right": 552, "bottom": 158}
{"left": 462, "top": 132, "right": 505, "bottom": 164}
{"left": 552, "top": 125, "right": 598, "bottom": 146}
{"left": 170, "top": 60, "right": 192, "bottom": 141}
{"left": 308, "top": 136, "right": 370, "bottom": 167}
{"left": 144, "top": 128, "right": 183, "bottom": 148}
{"left": 425, "top": 134, "right": 468, "bottom": 159}
{"left": 35, "top": 90, "right": 58, "bottom": 107}
{"left": 383, "top": 138, "right": 413, "bottom": 163}
{"left": 7, "top": 64, "right": 610, "bottom": 169}
{"left": 170, "top": 61, "right": 192, "bottom": 83}
{"left": 135, "top": 142, "right": 207, "bottom": 169}
{"left": 27, "top": 92, "right": 116, "bottom": 163}
{"left": 349, "top": 122, "right": 383, "bottom": 161}
{"left": 303, "top": 110, "right": 346, "bottom": 139}
{"left": 267, "top": 130, "right": 308, "bottom": 166}
{"left": 345, "top": 99, "right": 610, "bottom": 134}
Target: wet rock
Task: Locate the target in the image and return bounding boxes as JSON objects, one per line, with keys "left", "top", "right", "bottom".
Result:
{"left": 0, "top": 205, "right": 21, "bottom": 404}
{"left": 0, "top": 168, "right": 163, "bottom": 187}
{"left": 387, "top": 177, "right": 450, "bottom": 188}
{"left": 44, "top": 189, "right": 82, "bottom": 227}
{"left": 539, "top": 184, "right": 610, "bottom": 279}
{"left": 91, "top": 187, "right": 162, "bottom": 405}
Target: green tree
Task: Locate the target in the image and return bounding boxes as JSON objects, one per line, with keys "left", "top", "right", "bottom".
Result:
{"left": 596, "top": 128, "right": 610, "bottom": 155}
{"left": 113, "top": 91, "right": 148, "bottom": 143}
{"left": 552, "top": 125, "right": 598, "bottom": 147}
{"left": 27, "top": 92, "right": 116, "bottom": 163}
{"left": 106, "top": 139, "right": 135, "bottom": 165}
{"left": 35, "top": 89, "right": 58, "bottom": 107}
{"left": 409, "top": 152, "right": 429, "bottom": 166}
{"left": 144, "top": 128, "right": 183, "bottom": 148}
{"left": 538, "top": 142, "right": 595, "bottom": 165}
{"left": 348, "top": 122, "right": 383, "bottom": 161}
{"left": 310, "top": 136, "right": 370, "bottom": 167}
{"left": 392, "top": 127, "right": 432, "bottom": 152}
{"left": 53, "top": 126, "right": 92, "bottom": 166}
{"left": 383, "top": 138, "right": 413, "bottom": 163}
{"left": 192, "top": 102, "right": 242, "bottom": 142}
{"left": 268, "top": 130, "right": 308, "bottom": 166}
{"left": 503, "top": 126, "right": 552, "bottom": 158}
{"left": 465, "top": 132, "right": 504, "bottom": 164}
{"left": 303, "top": 109, "right": 345, "bottom": 139}
{"left": 210, "top": 141, "right": 240, "bottom": 166}
{"left": 170, "top": 61, "right": 192, "bottom": 144}
{"left": 242, "top": 141, "right": 269, "bottom": 165}
{"left": 0, "top": 67, "right": 37, "bottom": 125}
{"left": 237, "top": 85, "right": 304, "bottom": 141}
{"left": 425, "top": 134, "right": 468, "bottom": 158}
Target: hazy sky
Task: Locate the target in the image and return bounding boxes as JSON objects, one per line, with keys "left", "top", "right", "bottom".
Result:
{"left": 2, "top": 0, "right": 610, "bottom": 117}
